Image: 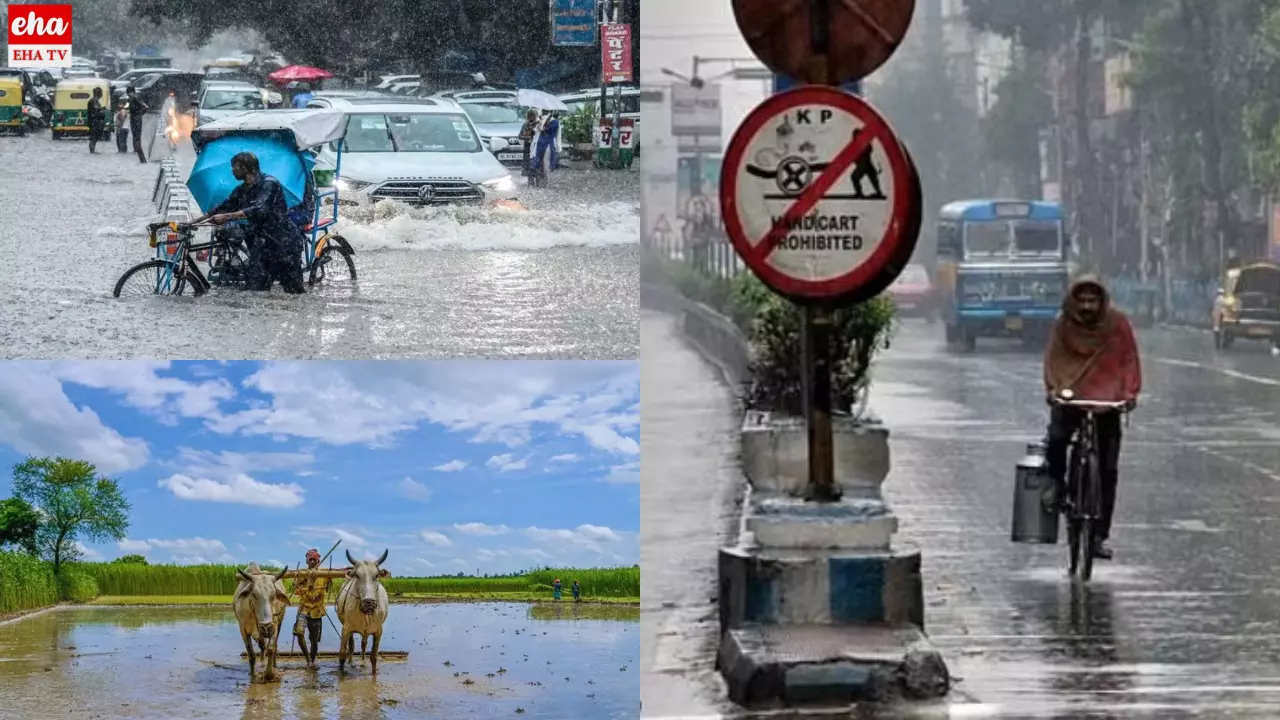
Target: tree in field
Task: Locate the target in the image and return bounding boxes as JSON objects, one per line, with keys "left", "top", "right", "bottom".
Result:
{"left": 113, "top": 554, "right": 147, "bottom": 565}
{"left": 0, "top": 497, "right": 40, "bottom": 555}
{"left": 11, "top": 457, "right": 130, "bottom": 576}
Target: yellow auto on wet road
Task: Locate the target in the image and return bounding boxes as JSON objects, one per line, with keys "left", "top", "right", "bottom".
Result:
{"left": 0, "top": 77, "right": 24, "bottom": 136}
{"left": 51, "top": 78, "right": 113, "bottom": 140}
{"left": 1212, "top": 260, "right": 1280, "bottom": 349}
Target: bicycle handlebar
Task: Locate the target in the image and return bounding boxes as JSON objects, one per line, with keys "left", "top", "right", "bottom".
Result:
{"left": 1052, "top": 397, "right": 1131, "bottom": 412}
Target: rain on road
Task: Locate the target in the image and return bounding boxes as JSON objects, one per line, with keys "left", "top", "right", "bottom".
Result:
{"left": 0, "top": 126, "right": 638, "bottom": 360}
{"left": 642, "top": 310, "right": 1280, "bottom": 719}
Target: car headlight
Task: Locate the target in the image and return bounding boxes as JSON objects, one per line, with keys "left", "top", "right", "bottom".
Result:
{"left": 483, "top": 176, "right": 515, "bottom": 193}
{"left": 336, "top": 178, "right": 371, "bottom": 192}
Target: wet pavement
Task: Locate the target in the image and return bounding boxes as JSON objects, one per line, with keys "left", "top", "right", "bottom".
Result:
{"left": 0, "top": 602, "right": 638, "bottom": 719}
{"left": 0, "top": 127, "right": 637, "bottom": 359}
{"left": 642, "top": 308, "right": 1280, "bottom": 718}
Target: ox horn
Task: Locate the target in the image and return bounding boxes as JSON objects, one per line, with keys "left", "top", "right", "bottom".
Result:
{"left": 275, "top": 565, "right": 288, "bottom": 581}
{"left": 346, "top": 549, "right": 357, "bottom": 566}
{"left": 237, "top": 569, "right": 252, "bottom": 583}
{"left": 376, "top": 548, "right": 388, "bottom": 567}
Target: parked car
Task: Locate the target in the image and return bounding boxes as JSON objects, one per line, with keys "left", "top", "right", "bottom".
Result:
{"left": 196, "top": 82, "right": 266, "bottom": 126}
{"left": 132, "top": 72, "right": 205, "bottom": 113}
{"left": 433, "top": 90, "right": 524, "bottom": 168}
{"left": 111, "top": 67, "right": 185, "bottom": 94}
{"left": 304, "top": 96, "right": 517, "bottom": 207}
{"left": 1213, "top": 261, "right": 1280, "bottom": 350}
{"left": 888, "top": 264, "right": 937, "bottom": 320}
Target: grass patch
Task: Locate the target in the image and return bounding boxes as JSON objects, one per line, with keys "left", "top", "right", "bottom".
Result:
{"left": 89, "top": 592, "right": 640, "bottom": 606}
{"left": 0, "top": 551, "right": 57, "bottom": 614}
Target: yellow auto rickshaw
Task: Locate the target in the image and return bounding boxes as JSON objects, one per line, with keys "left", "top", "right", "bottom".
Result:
{"left": 0, "top": 77, "right": 24, "bottom": 136}
{"left": 51, "top": 78, "right": 113, "bottom": 141}
{"left": 1212, "top": 260, "right": 1280, "bottom": 349}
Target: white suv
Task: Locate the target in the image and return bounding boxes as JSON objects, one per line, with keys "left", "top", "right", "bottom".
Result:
{"left": 306, "top": 96, "right": 517, "bottom": 206}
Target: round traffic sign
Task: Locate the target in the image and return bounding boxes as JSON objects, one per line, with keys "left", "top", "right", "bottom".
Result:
{"left": 720, "top": 86, "right": 921, "bottom": 302}
{"left": 732, "top": 0, "right": 916, "bottom": 85}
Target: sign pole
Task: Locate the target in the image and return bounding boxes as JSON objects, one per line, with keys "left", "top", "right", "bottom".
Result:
{"left": 802, "top": 304, "right": 840, "bottom": 501}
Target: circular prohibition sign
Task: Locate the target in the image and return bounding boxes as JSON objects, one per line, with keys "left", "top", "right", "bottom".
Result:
{"left": 719, "top": 85, "right": 922, "bottom": 303}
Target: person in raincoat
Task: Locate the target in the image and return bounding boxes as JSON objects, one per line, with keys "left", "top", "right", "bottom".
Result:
{"left": 552, "top": 578, "right": 562, "bottom": 600}
{"left": 114, "top": 96, "right": 130, "bottom": 153}
{"left": 125, "top": 87, "right": 149, "bottom": 164}
{"left": 190, "top": 151, "right": 307, "bottom": 294}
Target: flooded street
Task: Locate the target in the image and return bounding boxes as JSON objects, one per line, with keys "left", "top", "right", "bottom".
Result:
{"left": 0, "top": 602, "right": 638, "bottom": 719}
{"left": 0, "top": 127, "right": 638, "bottom": 359}
{"left": 642, "top": 306, "right": 1280, "bottom": 718}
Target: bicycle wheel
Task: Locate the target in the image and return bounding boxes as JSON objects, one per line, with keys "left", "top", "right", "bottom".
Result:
{"left": 308, "top": 245, "right": 356, "bottom": 286}
{"left": 1065, "top": 448, "right": 1082, "bottom": 576}
{"left": 113, "top": 259, "right": 204, "bottom": 298}
{"left": 1079, "top": 450, "right": 1103, "bottom": 582}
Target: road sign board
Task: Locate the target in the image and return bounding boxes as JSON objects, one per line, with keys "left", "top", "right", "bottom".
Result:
{"left": 732, "top": 0, "right": 915, "bottom": 85}
{"left": 720, "top": 86, "right": 920, "bottom": 302}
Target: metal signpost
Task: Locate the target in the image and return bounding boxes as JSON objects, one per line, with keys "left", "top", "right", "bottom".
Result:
{"left": 725, "top": 0, "right": 921, "bottom": 503}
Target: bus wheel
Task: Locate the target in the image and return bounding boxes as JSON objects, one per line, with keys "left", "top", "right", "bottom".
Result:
{"left": 945, "top": 323, "right": 959, "bottom": 344}
{"left": 960, "top": 327, "right": 976, "bottom": 353}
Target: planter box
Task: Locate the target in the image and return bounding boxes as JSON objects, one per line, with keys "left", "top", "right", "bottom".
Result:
{"left": 741, "top": 412, "right": 890, "bottom": 498}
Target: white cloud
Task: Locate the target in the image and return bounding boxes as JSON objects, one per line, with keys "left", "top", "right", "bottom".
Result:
{"left": 477, "top": 549, "right": 496, "bottom": 561}
{"left": 159, "top": 473, "right": 304, "bottom": 508}
{"left": 398, "top": 477, "right": 431, "bottom": 501}
{"left": 453, "top": 522, "right": 509, "bottom": 536}
{"left": 116, "top": 537, "right": 229, "bottom": 558}
{"left": 118, "top": 539, "right": 151, "bottom": 553}
{"left": 51, "top": 361, "right": 236, "bottom": 424}
{"left": 433, "top": 460, "right": 468, "bottom": 472}
{"left": 197, "top": 362, "right": 639, "bottom": 455}
{"left": 172, "top": 555, "right": 208, "bottom": 565}
{"left": 0, "top": 364, "right": 150, "bottom": 474}
{"left": 266, "top": 559, "right": 285, "bottom": 569}
{"left": 414, "top": 558, "right": 435, "bottom": 568}
{"left": 515, "top": 548, "right": 554, "bottom": 561}
{"left": 294, "top": 526, "right": 368, "bottom": 547}
{"left": 525, "top": 525, "right": 624, "bottom": 554}
{"left": 602, "top": 461, "right": 639, "bottom": 484}
{"left": 173, "top": 448, "right": 315, "bottom": 479}
{"left": 74, "top": 542, "right": 102, "bottom": 561}
{"left": 451, "top": 559, "right": 468, "bottom": 566}
{"left": 420, "top": 531, "right": 452, "bottom": 547}
{"left": 486, "top": 454, "right": 528, "bottom": 472}
{"left": 549, "top": 453, "right": 580, "bottom": 463}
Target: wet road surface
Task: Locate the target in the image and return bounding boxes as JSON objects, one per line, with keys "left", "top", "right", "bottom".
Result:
{"left": 642, "top": 309, "right": 1280, "bottom": 718}
{"left": 0, "top": 128, "right": 637, "bottom": 359}
{"left": 0, "top": 602, "right": 638, "bottom": 719}
{"left": 640, "top": 310, "right": 742, "bottom": 718}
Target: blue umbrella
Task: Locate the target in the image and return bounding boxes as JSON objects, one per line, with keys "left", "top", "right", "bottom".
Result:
{"left": 186, "top": 134, "right": 311, "bottom": 212}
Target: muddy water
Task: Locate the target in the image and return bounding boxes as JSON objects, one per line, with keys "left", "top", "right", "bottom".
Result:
{"left": 0, "top": 602, "right": 638, "bottom": 719}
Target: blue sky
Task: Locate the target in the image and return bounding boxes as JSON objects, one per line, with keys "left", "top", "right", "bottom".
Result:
{"left": 0, "top": 361, "right": 639, "bottom": 576}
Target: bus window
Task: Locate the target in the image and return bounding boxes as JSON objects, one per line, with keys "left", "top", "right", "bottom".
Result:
{"left": 1013, "top": 221, "right": 1060, "bottom": 254}
{"left": 937, "top": 221, "right": 961, "bottom": 256}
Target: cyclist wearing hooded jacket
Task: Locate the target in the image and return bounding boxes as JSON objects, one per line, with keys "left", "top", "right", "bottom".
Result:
{"left": 1043, "top": 276, "right": 1143, "bottom": 561}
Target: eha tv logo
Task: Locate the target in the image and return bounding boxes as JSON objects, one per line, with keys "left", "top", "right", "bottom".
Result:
{"left": 7, "top": 4, "right": 73, "bottom": 69}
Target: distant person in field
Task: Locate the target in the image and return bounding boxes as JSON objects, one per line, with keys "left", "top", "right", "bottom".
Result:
{"left": 571, "top": 579, "right": 580, "bottom": 602}
{"left": 552, "top": 578, "right": 562, "bottom": 600}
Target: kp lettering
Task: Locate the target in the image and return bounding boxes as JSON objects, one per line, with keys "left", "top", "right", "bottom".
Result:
{"left": 7, "top": 4, "right": 73, "bottom": 69}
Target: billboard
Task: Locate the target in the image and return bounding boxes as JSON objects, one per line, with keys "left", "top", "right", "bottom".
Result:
{"left": 550, "top": 0, "right": 598, "bottom": 46}
{"left": 601, "top": 23, "right": 632, "bottom": 84}
{"left": 670, "top": 84, "right": 720, "bottom": 136}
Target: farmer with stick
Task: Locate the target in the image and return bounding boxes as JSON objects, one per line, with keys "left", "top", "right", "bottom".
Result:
{"left": 291, "top": 541, "right": 347, "bottom": 667}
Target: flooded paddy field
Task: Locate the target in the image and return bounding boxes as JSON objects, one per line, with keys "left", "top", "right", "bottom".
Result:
{"left": 0, "top": 602, "right": 638, "bottom": 719}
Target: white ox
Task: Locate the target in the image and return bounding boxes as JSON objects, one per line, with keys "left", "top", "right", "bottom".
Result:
{"left": 337, "top": 549, "right": 390, "bottom": 674}
{"left": 232, "top": 563, "right": 289, "bottom": 681}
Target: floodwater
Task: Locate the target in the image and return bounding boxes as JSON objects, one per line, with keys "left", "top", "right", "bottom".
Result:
{"left": 0, "top": 124, "right": 638, "bottom": 359}
{"left": 0, "top": 602, "right": 639, "bottom": 719}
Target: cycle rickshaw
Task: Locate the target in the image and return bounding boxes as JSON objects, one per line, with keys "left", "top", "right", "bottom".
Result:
{"left": 113, "top": 108, "right": 356, "bottom": 297}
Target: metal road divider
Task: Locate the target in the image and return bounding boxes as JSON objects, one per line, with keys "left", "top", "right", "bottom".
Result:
{"left": 152, "top": 158, "right": 194, "bottom": 222}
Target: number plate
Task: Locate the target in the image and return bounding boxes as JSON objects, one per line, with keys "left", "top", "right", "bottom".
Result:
{"left": 1005, "top": 316, "right": 1024, "bottom": 331}
{"left": 497, "top": 152, "right": 522, "bottom": 160}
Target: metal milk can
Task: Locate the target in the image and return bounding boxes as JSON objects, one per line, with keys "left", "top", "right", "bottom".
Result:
{"left": 1011, "top": 440, "right": 1059, "bottom": 544}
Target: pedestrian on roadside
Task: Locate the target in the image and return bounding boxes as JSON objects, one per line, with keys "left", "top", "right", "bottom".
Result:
{"left": 291, "top": 82, "right": 314, "bottom": 109}
{"left": 125, "top": 87, "right": 149, "bottom": 163}
{"left": 519, "top": 109, "right": 538, "bottom": 181}
{"left": 114, "top": 99, "right": 130, "bottom": 153}
{"left": 571, "top": 579, "right": 580, "bottom": 602}
{"left": 87, "top": 87, "right": 105, "bottom": 154}
{"left": 532, "top": 111, "right": 560, "bottom": 184}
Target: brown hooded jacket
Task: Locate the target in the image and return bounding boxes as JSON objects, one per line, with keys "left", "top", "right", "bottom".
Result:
{"left": 1043, "top": 276, "right": 1142, "bottom": 402}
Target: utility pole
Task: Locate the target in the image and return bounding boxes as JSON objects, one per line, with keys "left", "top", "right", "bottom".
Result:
{"left": 598, "top": 0, "right": 612, "bottom": 160}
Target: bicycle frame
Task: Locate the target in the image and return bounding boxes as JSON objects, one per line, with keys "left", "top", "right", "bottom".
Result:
{"left": 148, "top": 223, "right": 215, "bottom": 294}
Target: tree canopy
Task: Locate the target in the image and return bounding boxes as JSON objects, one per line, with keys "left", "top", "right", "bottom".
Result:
{"left": 12, "top": 457, "right": 130, "bottom": 575}
{"left": 0, "top": 497, "right": 40, "bottom": 555}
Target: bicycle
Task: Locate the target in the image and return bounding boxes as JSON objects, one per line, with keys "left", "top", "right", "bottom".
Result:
{"left": 113, "top": 221, "right": 220, "bottom": 297}
{"left": 1053, "top": 390, "right": 1130, "bottom": 582}
{"left": 113, "top": 220, "right": 356, "bottom": 297}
